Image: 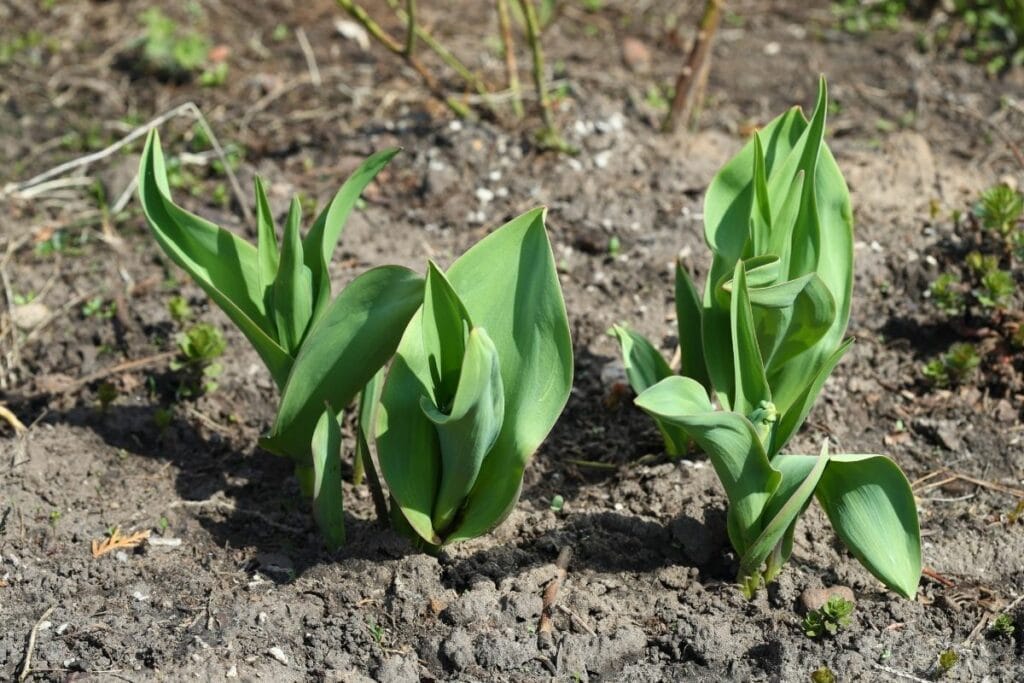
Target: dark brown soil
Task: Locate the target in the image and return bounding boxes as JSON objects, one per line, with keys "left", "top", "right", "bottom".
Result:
{"left": 2, "top": 1, "right": 1024, "bottom": 681}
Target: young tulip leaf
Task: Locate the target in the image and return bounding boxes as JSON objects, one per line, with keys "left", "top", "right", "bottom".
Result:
{"left": 254, "top": 176, "right": 279, "bottom": 312}
{"left": 422, "top": 261, "right": 472, "bottom": 409}
{"left": 263, "top": 265, "right": 425, "bottom": 462}
{"left": 421, "top": 327, "right": 505, "bottom": 534}
{"left": 815, "top": 454, "right": 921, "bottom": 599}
{"left": 138, "top": 130, "right": 292, "bottom": 386}
{"left": 310, "top": 409, "right": 345, "bottom": 550}
{"left": 609, "top": 325, "right": 687, "bottom": 456}
{"left": 635, "top": 376, "right": 780, "bottom": 553}
{"left": 273, "top": 198, "right": 314, "bottom": 354}
{"left": 675, "top": 262, "right": 711, "bottom": 392}
{"left": 729, "top": 262, "right": 771, "bottom": 418}
{"left": 302, "top": 148, "right": 401, "bottom": 324}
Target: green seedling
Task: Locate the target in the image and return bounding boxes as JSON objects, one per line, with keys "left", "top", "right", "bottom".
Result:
{"left": 965, "top": 250, "right": 998, "bottom": 277}
{"left": 810, "top": 666, "right": 836, "bottom": 683}
{"left": 550, "top": 494, "right": 565, "bottom": 512}
{"left": 167, "top": 295, "right": 192, "bottom": 323}
{"left": 936, "top": 648, "right": 958, "bottom": 676}
{"left": 82, "top": 297, "right": 116, "bottom": 319}
{"left": 614, "top": 78, "right": 920, "bottom": 598}
{"left": 803, "top": 595, "right": 854, "bottom": 638}
{"left": 929, "top": 273, "right": 965, "bottom": 316}
{"left": 171, "top": 322, "right": 226, "bottom": 395}
{"left": 139, "top": 8, "right": 209, "bottom": 78}
{"left": 140, "top": 130, "right": 423, "bottom": 538}
{"left": 923, "top": 342, "right": 981, "bottom": 388}
{"left": 374, "top": 210, "right": 573, "bottom": 548}
{"left": 977, "top": 183, "right": 1023, "bottom": 236}
{"left": 989, "top": 612, "right": 1015, "bottom": 638}
{"left": 977, "top": 268, "right": 1014, "bottom": 309}
{"left": 96, "top": 381, "right": 119, "bottom": 412}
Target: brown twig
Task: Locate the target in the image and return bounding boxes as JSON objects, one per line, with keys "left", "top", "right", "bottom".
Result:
{"left": 496, "top": 0, "right": 524, "bottom": 118}
{"left": 49, "top": 351, "right": 177, "bottom": 397}
{"left": 295, "top": 28, "right": 322, "bottom": 88}
{"left": 17, "top": 605, "right": 55, "bottom": 683}
{"left": 663, "top": 0, "right": 722, "bottom": 134}
{"left": 538, "top": 547, "right": 572, "bottom": 644}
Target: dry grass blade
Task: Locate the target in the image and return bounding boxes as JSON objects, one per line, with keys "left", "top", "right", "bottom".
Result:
{"left": 91, "top": 527, "right": 151, "bottom": 558}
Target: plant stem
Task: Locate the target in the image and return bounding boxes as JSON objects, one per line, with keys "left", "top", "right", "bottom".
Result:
{"left": 336, "top": 0, "right": 472, "bottom": 118}
{"left": 663, "top": 0, "right": 722, "bottom": 133}
{"left": 518, "top": 0, "right": 573, "bottom": 151}
{"left": 404, "top": 0, "right": 417, "bottom": 55}
{"left": 356, "top": 427, "right": 390, "bottom": 527}
{"left": 496, "top": 0, "right": 524, "bottom": 118}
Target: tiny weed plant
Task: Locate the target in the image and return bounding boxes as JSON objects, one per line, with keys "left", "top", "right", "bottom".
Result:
{"left": 802, "top": 595, "right": 854, "bottom": 638}
{"left": 171, "top": 322, "right": 226, "bottom": 397}
{"left": 134, "top": 8, "right": 226, "bottom": 85}
{"left": 936, "top": 648, "right": 959, "bottom": 676}
{"left": 613, "top": 79, "right": 920, "bottom": 598}
{"left": 989, "top": 612, "right": 1015, "bottom": 638}
{"left": 923, "top": 181, "right": 1023, "bottom": 390}
{"left": 810, "top": 666, "right": 836, "bottom": 683}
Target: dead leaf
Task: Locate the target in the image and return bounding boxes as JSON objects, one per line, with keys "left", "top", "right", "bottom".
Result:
{"left": 91, "top": 527, "right": 151, "bottom": 558}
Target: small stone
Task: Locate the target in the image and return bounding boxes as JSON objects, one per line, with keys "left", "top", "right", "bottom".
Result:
{"left": 226, "top": 664, "right": 238, "bottom": 678}
{"left": 475, "top": 187, "right": 495, "bottom": 205}
{"left": 267, "top": 646, "right": 289, "bottom": 665}
{"left": 12, "top": 302, "right": 49, "bottom": 331}
{"left": 621, "top": 37, "right": 651, "bottom": 72}
{"left": 799, "top": 585, "right": 855, "bottom": 614}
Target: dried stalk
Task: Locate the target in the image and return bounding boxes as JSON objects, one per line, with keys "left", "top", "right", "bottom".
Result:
{"left": 518, "top": 0, "right": 572, "bottom": 151}
{"left": 663, "top": 0, "right": 722, "bottom": 134}
{"left": 496, "top": 0, "right": 524, "bottom": 118}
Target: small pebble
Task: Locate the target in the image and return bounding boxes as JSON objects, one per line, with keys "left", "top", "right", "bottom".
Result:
{"left": 799, "top": 585, "right": 855, "bottom": 614}
{"left": 267, "top": 646, "right": 289, "bottom": 665}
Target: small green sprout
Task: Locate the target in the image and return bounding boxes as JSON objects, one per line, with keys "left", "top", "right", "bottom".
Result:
{"left": 171, "top": 323, "right": 226, "bottom": 396}
{"left": 802, "top": 595, "right": 854, "bottom": 639}
{"left": 153, "top": 407, "right": 174, "bottom": 434}
{"left": 139, "top": 8, "right": 209, "bottom": 78}
{"left": 158, "top": 516, "right": 170, "bottom": 531}
{"left": 923, "top": 342, "right": 980, "bottom": 388}
{"left": 976, "top": 269, "right": 1015, "bottom": 309}
{"left": 936, "top": 648, "right": 958, "bottom": 675}
{"left": 49, "top": 509, "right": 62, "bottom": 527}
{"left": 167, "top": 295, "right": 192, "bottom": 323}
{"left": 607, "top": 235, "right": 621, "bottom": 258}
{"left": 367, "top": 621, "right": 386, "bottom": 644}
{"left": 96, "top": 381, "right": 119, "bottom": 412}
{"left": 82, "top": 297, "right": 116, "bottom": 319}
{"left": 965, "top": 250, "right": 998, "bottom": 277}
{"left": 929, "top": 273, "right": 964, "bottom": 315}
{"left": 810, "top": 666, "right": 836, "bottom": 683}
{"left": 550, "top": 494, "right": 565, "bottom": 512}
{"left": 977, "top": 184, "right": 1023, "bottom": 236}
{"left": 989, "top": 612, "right": 1015, "bottom": 638}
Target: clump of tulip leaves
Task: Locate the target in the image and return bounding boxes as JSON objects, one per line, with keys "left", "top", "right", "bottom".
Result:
{"left": 612, "top": 79, "right": 921, "bottom": 599}
{"left": 138, "top": 131, "right": 572, "bottom": 550}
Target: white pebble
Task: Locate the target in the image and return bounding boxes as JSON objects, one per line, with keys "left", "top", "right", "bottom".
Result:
{"left": 267, "top": 647, "right": 289, "bottom": 665}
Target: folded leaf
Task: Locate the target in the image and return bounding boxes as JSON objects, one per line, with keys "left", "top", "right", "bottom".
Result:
{"left": 138, "top": 130, "right": 292, "bottom": 386}
{"left": 422, "top": 261, "right": 472, "bottom": 408}
{"left": 263, "top": 265, "right": 425, "bottom": 461}
{"left": 311, "top": 409, "right": 345, "bottom": 550}
{"left": 729, "top": 262, "right": 771, "bottom": 418}
{"left": 302, "top": 148, "right": 401, "bottom": 324}
{"left": 675, "top": 262, "right": 710, "bottom": 392}
{"left": 421, "top": 327, "right": 505, "bottom": 533}
{"left": 815, "top": 454, "right": 921, "bottom": 599}
{"left": 273, "top": 198, "right": 314, "bottom": 354}
{"left": 254, "top": 176, "right": 279, "bottom": 314}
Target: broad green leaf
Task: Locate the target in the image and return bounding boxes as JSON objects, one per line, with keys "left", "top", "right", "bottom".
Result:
{"left": 310, "top": 409, "right": 345, "bottom": 550}
{"left": 675, "top": 262, "right": 710, "bottom": 391}
{"left": 302, "top": 148, "right": 401, "bottom": 323}
{"left": 273, "top": 198, "right": 314, "bottom": 354}
{"left": 815, "top": 454, "right": 921, "bottom": 599}
{"left": 263, "top": 265, "right": 425, "bottom": 461}
{"left": 254, "top": 176, "right": 279, "bottom": 313}
{"left": 610, "top": 324, "right": 688, "bottom": 456}
{"left": 729, "top": 262, "right": 770, "bottom": 417}
{"left": 421, "top": 327, "right": 505, "bottom": 534}
{"left": 770, "top": 337, "right": 853, "bottom": 454}
{"left": 635, "top": 376, "right": 780, "bottom": 552}
{"left": 138, "top": 130, "right": 292, "bottom": 386}
{"left": 422, "top": 261, "right": 472, "bottom": 408}
{"left": 763, "top": 274, "right": 836, "bottom": 372}
{"left": 739, "top": 444, "right": 829, "bottom": 585}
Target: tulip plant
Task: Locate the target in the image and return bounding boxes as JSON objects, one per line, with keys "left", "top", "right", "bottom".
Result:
{"left": 138, "top": 132, "right": 572, "bottom": 549}
{"left": 613, "top": 79, "right": 921, "bottom": 598}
